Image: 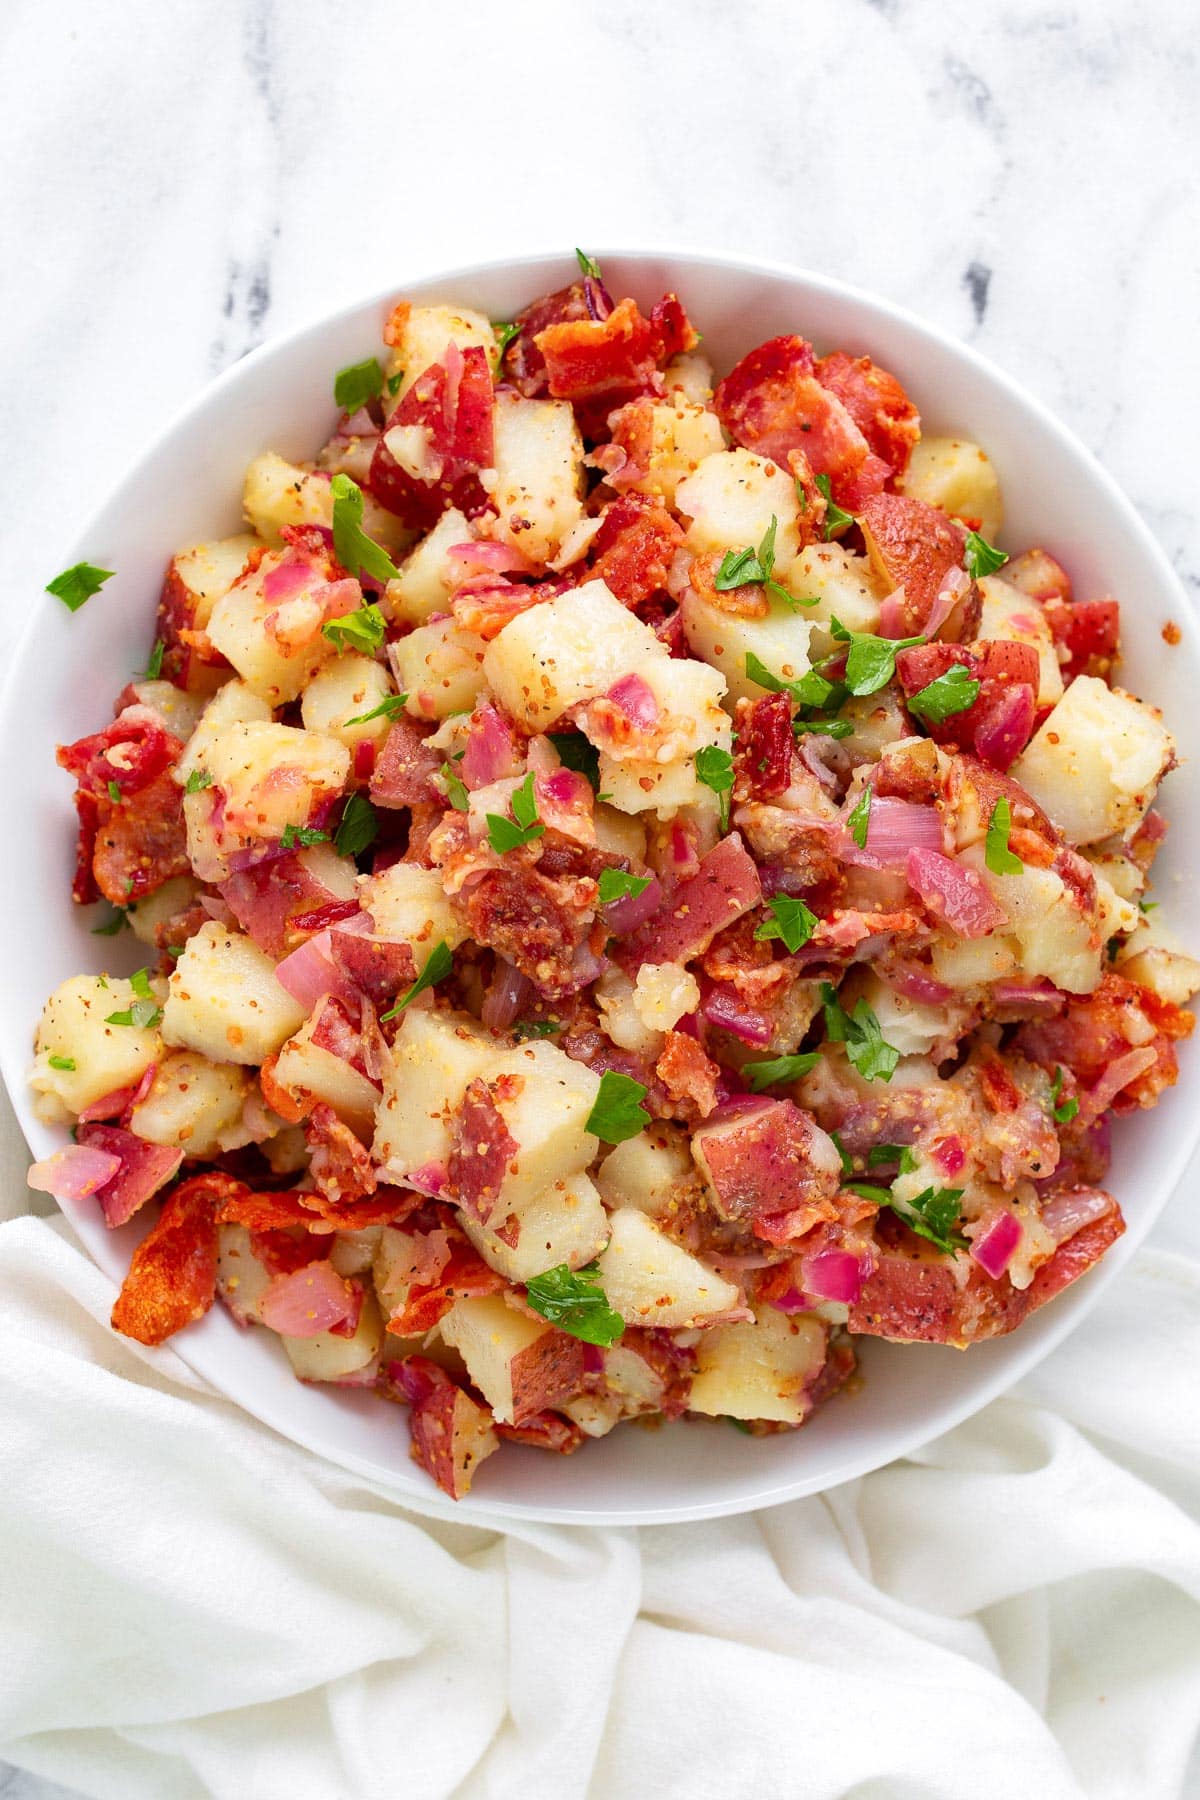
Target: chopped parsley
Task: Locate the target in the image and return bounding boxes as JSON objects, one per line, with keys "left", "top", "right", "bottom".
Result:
{"left": 334, "top": 793, "right": 379, "bottom": 859}
{"left": 821, "top": 983, "right": 900, "bottom": 1083}
{"left": 743, "top": 1051, "right": 820, "bottom": 1092}
{"left": 846, "top": 1176, "right": 966, "bottom": 1256}
{"left": 755, "top": 894, "right": 817, "bottom": 953}
{"left": 330, "top": 473, "right": 399, "bottom": 584}
{"left": 828, "top": 617, "right": 924, "bottom": 697}
{"left": 492, "top": 320, "right": 522, "bottom": 372}
{"left": 486, "top": 772, "right": 545, "bottom": 853}
{"left": 985, "top": 796, "right": 1023, "bottom": 875}
{"left": 815, "top": 473, "right": 854, "bottom": 539}
{"left": 91, "top": 907, "right": 131, "bottom": 937}
{"left": 1050, "top": 1066, "right": 1080, "bottom": 1125}
{"left": 585, "top": 1070, "right": 650, "bottom": 1144}
{"left": 868, "top": 1143, "right": 918, "bottom": 1173}
{"left": 48, "top": 1054, "right": 77, "bottom": 1072}
{"left": 598, "top": 869, "right": 653, "bottom": 906}
{"left": 184, "top": 768, "right": 213, "bottom": 794}
{"left": 386, "top": 370, "right": 403, "bottom": 397}
{"left": 847, "top": 787, "right": 872, "bottom": 850}
{"left": 322, "top": 602, "right": 387, "bottom": 656}
{"left": 344, "top": 692, "right": 408, "bottom": 727}
{"left": 713, "top": 516, "right": 802, "bottom": 607}
{"left": 140, "top": 639, "right": 165, "bottom": 681}
{"left": 525, "top": 1261, "right": 624, "bottom": 1347}
{"left": 441, "top": 762, "right": 470, "bottom": 812}
{"left": 547, "top": 732, "right": 600, "bottom": 792}
{"left": 280, "top": 823, "right": 329, "bottom": 849}
{"left": 695, "top": 744, "right": 734, "bottom": 830}
{"left": 46, "top": 562, "right": 113, "bottom": 613}
{"left": 906, "top": 662, "right": 981, "bottom": 725}
{"left": 575, "top": 248, "right": 602, "bottom": 279}
{"left": 106, "top": 779, "right": 122, "bottom": 806}
{"left": 105, "top": 970, "right": 162, "bottom": 1032}
{"left": 379, "top": 940, "right": 454, "bottom": 1020}
{"left": 512, "top": 1018, "right": 560, "bottom": 1040}
{"left": 333, "top": 356, "right": 385, "bottom": 413}
{"left": 963, "top": 530, "right": 1008, "bottom": 580}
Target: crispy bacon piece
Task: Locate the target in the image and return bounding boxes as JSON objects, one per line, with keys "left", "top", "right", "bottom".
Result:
{"left": 462, "top": 864, "right": 597, "bottom": 999}
{"left": 60, "top": 711, "right": 190, "bottom": 904}
{"left": 733, "top": 692, "right": 793, "bottom": 800}
{"left": 370, "top": 717, "right": 443, "bottom": 808}
{"left": 495, "top": 1411, "right": 585, "bottom": 1453}
{"left": 859, "top": 493, "right": 968, "bottom": 636}
{"left": 110, "top": 1172, "right": 232, "bottom": 1346}
{"left": 814, "top": 349, "right": 921, "bottom": 476}
{"left": 369, "top": 342, "right": 494, "bottom": 529}
{"left": 217, "top": 1185, "right": 417, "bottom": 1235}
{"left": 1012, "top": 973, "right": 1193, "bottom": 1115}
{"left": 59, "top": 708, "right": 184, "bottom": 799}
{"left": 304, "top": 1103, "right": 377, "bottom": 1205}
{"left": 692, "top": 1100, "right": 842, "bottom": 1245}
{"left": 617, "top": 834, "right": 762, "bottom": 973}
{"left": 386, "top": 1227, "right": 506, "bottom": 1336}
{"left": 503, "top": 280, "right": 595, "bottom": 396}
{"left": 587, "top": 494, "right": 685, "bottom": 604}
{"left": 655, "top": 1030, "right": 721, "bottom": 1120}
{"left": 535, "top": 296, "right": 661, "bottom": 405}
{"left": 260, "top": 1262, "right": 363, "bottom": 1338}
{"left": 380, "top": 1356, "right": 499, "bottom": 1500}
{"left": 91, "top": 770, "right": 191, "bottom": 905}
{"left": 219, "top": 853, "right": 359, "bottom": 959}
{"left": 446, "top": 1076, "right": 521, "bottom": 1219}
{"left": 650, "top": 292, "right": 700, "bottom": 361}
{"left": 714, "top": 335, "right": 889, "bottom": 508}
{"left": 156, "top": 556, "right": 249, "bottom": 691}
{"left": 1042, "top": 597, "right": 1121, "bottom": 683}
{"left": 327, "top": 931, "right": 417, "bottom": 1008}
{"left": 74, "top": 1124, "right": 184, "bottom": 1228}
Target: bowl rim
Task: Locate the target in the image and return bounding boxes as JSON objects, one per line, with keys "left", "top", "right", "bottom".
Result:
{"left": 4, "top": 244, "right": 1197, "bottom": 1526}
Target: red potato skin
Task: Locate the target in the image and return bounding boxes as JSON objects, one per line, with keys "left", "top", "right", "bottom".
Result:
{"left": 617, "top": 834, "right": 762, "bottom": 974}
{"left": 858, "top": 493, "right": 968, "bottom": 635}
{"left": 368, "top": 345, "right": 494, "bottom": 530}
{"left": 692, "top": 1100, "right": 840, "bottom": 1243}
{"left": 509, "top": 1329, "right": 588, "bottom": 1427}
{"left": 814, "top": 349, "right": 921, "bottom": 476}
{"left": 383, "top": 1356, "right": 499, "bottom": 1499}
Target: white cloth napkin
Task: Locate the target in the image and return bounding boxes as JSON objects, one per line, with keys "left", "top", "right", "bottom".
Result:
{"left": 1, "top": 1199, "right": 1199, "bottom": 1800}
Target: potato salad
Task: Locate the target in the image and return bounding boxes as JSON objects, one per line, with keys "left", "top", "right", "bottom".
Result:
{"left": 30, "top": 254, "right": 1196, "bottom": 1499}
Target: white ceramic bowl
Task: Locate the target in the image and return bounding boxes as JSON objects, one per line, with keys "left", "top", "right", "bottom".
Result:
{"left": 2, "top": 250, "right": 1196, "bottom": 1525}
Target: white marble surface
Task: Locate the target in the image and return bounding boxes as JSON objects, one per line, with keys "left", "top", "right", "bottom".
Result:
{"left": 0, "top": 0, "right": 1197, "bottom": 1794}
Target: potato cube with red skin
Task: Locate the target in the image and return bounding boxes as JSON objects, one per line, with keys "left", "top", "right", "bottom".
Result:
{"left": 383, "top": 303, "right": 497, "bottom": 403}
{"left": 384, "top": 1355, "right": 499, "bottom": 1500}
{"left": 691, "top": 1099, "right": 842, "bottom": 1242}
{"left": 242, "top": 451, "right": 407, "bottom": 555}
{"left": 437, "top": 1293, "right": 587, "bottom": 1426}
{"left": 175, "top": 679, "right": 273, "bottom": 788}
{"left": 372, "top": 1008, "right": 500, "bottom": 1188}
{"left": 460, "top": 1172, "right": 610, "bottom": 1285}
{"left": 270, "top": 1002, "right": 381, "bottom": 1136}
{"left": 1010, "top": 678, "right": 1174, "bottom": 846}
{"left": 157, "top": 533, "right": 259, "bottom": 693}
{"left": 183, "top": 721, "right": 350, "bottom": 882}
{"left": 858, "top": 492, "right": 967, "bottom": 637}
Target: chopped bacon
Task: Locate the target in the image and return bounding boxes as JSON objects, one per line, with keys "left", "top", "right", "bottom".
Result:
{"left": 692, "top": 1100, "right": 842, "bottom": 1244}
{"left": 1042, "top": 597, "right": 1121, "bottom": 683}
{"left": 368, "top": 342, "right": 494, "bottom": 529}
{"left": 535, "top": 296, "right": 661, "bottom": 406}
{"left": 451, "top": 575, "right": 570, "bottom": 641}
{"left": 503, "top": 280, "right": 594, "bottom": 396}
{"left": 714, "top": 335, "right": 889, "bottom": 507}
{"left": 462, "top": 864, "right": 598, "bottom": 999}
{"left": 858, "top": 493, "right": 968, "bottom": 637}
{"left": 59, "top": 711, "right": 190, "bottom": 904}
{"left": 733, "top": 692, "right": 793, "bottom": 801}
{"left": 655, "top": 1030, "right": 721, "bottom": 1120}
{"left": 496, "top": 1411, "right": 585, "bottom": 1453}
{"left": 587, "top": 493, "right": 685, "bottom": 604}
{"left": 217, "top": 1185, "right": 418, "bottom": 1235}
{"left": 74, "top": 1124, "right": 184, "bottom": 1228}
{"left": 70, "top": 787, "right": 101, "bottom": 903}
{"left": 91, "top": 771, "right": 191, "bottom": 905}
{"left": 110, "top": 1172, "right": 232, "bottom": 1346}
{"left": 59, "top": 709, "right": 184, "bottom": 799}
{"left": 156, "top": 557, "right": 250, "bottom": 691}
{"left": 327, "top": 930, "right": 417, "bottom": 1008}
{"left": 1013, "top": 972, "right": 1193, "bottom": 1115}
{"left": 596, "top": 397, "right": 657, "bottom": 490}
{"left": 370, "top": 717, "right": 443, "bottom": 808}
{"left": 617, "top": 834, "right": 762, "bottom": 973}
{"left": 307, "top": 994, "right": 371, "bottom": 1076}
{"left": 304, "top": 1103, "right": 377, "bottom": 1205}
{"left": 387, "top": 1227, "right": 506, "bottom": 1336}
{"left": 896, "top": 640, "right": 1040, "bottom": 771}
{"left": 220, "top": 852, "right": 359, "bottom": 958}
{"left": 814, "top": 349, "right": 921, "bottom": 476}
{"left": 380, "top": 1355, "right": 499, "bottom": 1500}
{"left": 446, "top": 1075, "right": 521, "bottom": 1220}
{"left": 249, "top": 1226, "right": 328, "bottom": 1277}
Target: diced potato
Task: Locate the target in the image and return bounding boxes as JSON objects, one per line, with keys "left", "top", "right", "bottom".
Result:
{"left": 1116, "top": 912, "right": 1200, "bottom": 1007}
{"left": 483, "top": 580, "right": 666, "bottom": 730}
{"left": 438, "top": 1293, "right": 581, "bottom": 1426}
{"left": 595, "top": 1124, "right": 696, "bottom": 1220}
{"left": 166, "top": 534, "right": 260, "bottom": 631}
{"left": 483, "top": 392, "right": 585, "bottom": 565}
{"left": 127, "top": 875, "right": 202, "bottom": 948}
{"left": 788, "top": 542, "right": 882, "bottom": 641}
{"left": 300, "top": 653, "right": 394, "bottom": 752}
{"left": 484, "top": 1037, "right": 601, "bottom": 1214}
{"left": 206, "top": 556, "right": 337, "bottom": 706}
{"left": 130, "top": 680, "right": 206, "bottom": 741}
{"left": 594, "top": 655, "right": 731, "bottom": 816}
{"left": 592, "top": 803, "right": 647, "bottom": 865}
{"left": 633, "top": 963, "right": 701, "bottom": 1034}
{"left": 595, "top": 968, "right": 661, "bottom": 1058}
{"left": 681, "top": 584, "right": 815, "bottom": 706}
{"left": 844, "top": 970, "right": 954, "bottom": 1057}
{"left": 978, "top": 575, "right": 1063, "bottom": 707}
{"left": 128, "top": 1051, "right": 250, "bottom": 1157}
{"left": 184, "top": 721, "right": 350, "bottom": 881}
{"left": 372, "top": 1008, "right": 499, "bottom": 1183}
{"left": 330, "top": 1226, "right": 383, "bottom": 1278}
{"left": 385, "top": 509, "right": 471, "bottom": 626}
{"left": 282, "top": 1290, "right": 383, "bottom": 1382}
{"left": 688, "top": 1309, "right": 828, "bottom": 1424}
{"left": 675, "top": 448, "right": 802, "bottom": 562}
{"left": 958, "top": 846, "right": 1106, "bottom": 995}
{"left": 1085, "top": 847, "right": 1146, "bottom": 905}
{"left": 390, "top": 618, "right": 488, "bottom": 721}
{"left": 272, "top": 1004, "right": 381, "bottom": 1136}
{"left": 386, "top": 303, "right": 496, "bottom": 401}
{"left": 175, "top": 679, "right": 273, "bottom": 786}
{"left": 622, "top": 401, "right": 727, "bottom": 506}
{"left": 163, "top": 922, "right": 306, "bottom": 1065}
{"left": 930, "top": 934, "right": 1020, "bottom": 990}
{"left": 460, "top": 1172, "right": 610, "bottom": 1283}
{"left": 596, "top": 755, "right": 715, "bottom": 817}
{"left": 30, "top": 974, "right": 162, "bottom": 1119}
{"left": 1010, "top": 678, "right": 1174, "bottom": 846}
{"left": 662, "top": 351, "right": 715, "bottom": 403}
{"left": 898, "top": 435, "right": 1004, "bottom": 541}
{"left": 242, "top": 451, "right": 405, "bottom": 555}
{"left": 838, "top": 691, "right": 909, "bottom": 761}
{"left": 594, "top": 1207, "right": 739, "bottom": 1329}
{"left": 216, "top": 1223, "right": 274, "bottom": 1325}
{"left": 358, "top": 862, "right": 469, "bottom": 962}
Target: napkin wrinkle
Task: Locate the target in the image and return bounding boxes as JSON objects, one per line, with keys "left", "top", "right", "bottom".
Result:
{"left": 2, "top": 1217, "right": 1200, "bottom": 1799}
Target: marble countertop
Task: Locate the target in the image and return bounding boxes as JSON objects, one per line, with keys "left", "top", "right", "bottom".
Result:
{"left": 0, "top": 0, "right": 1196, "bottom": 1794}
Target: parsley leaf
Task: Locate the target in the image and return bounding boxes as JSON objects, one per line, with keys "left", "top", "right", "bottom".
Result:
{"left": 106, "top": 993, "right": 162, "bottom": 1031}
{"left": 525, "top": 1261, "right": 624, "bottom": 1347}
{"left": 743, "top": 1051, "right": 820, "bottom": 1092}
{"left": 322, "top": 602, "right": 387, "bottom": 656}
{"left": 492, "top": 320, "right": 522, "bottom": 372}
{"left": 586, "top": 1070, "right": 650, "bottom": 1144}
{"left": 829, "top": 617, "right": 924, "bottom": 696}
{"left": 344, "top": 692, "right": 408, "bottom": 727}
{"left": 386, "top": 371, "right": 403, "bottom": 397}
{"left": 280, "top": 823, "right": 329, "bottom": 849}
{"left": 334, "top": 793, "right": 379, "bottom": 858}
{"left": 815, "top": 473, "right": 854, "bottom": 539}
{"left": 1050, "top": 1066, "right": 1080, "bottom": 1125}
{"left": 330, "top": 473, "right": 399, "bottom": 583}
{"left": 91, "top": 907, "right": 131, "bottom": 936}
{"left": 906, "top": 662, "right": 981, "bottom": 725}
{"left": 512, "top": 1019, "right": 560, "bottom": 1040}
{"left": 48, "top": 1054, "right": 76, "bottom": 1071}
{"left": 334, "top": 356, "right": 384, "bottom": 413}
{"left": 831, "top": 1131, "right": 854, "bottom": 1176}
{"left": 755, "top": 895, "right": 817, "bottom": 953}
{"left": 985, "top": 796, "right": 1023, "bottom": 875}
{"left": 575, "top": 248, "right": 602, "bottom": 279}
{"left": 140, "top": 639, "right": 165, "bottom": 680}
{"left": 713, "top": 515, "right": 802, "bottom": 608}
{"left": 486, "top": 772, "right": 545, "bottom": 853}
{"left": 106, "top": 779, "right": 122, "bottom": 805}
{"left": 694, "top": 745, "right": 734, "bottom": 830}
{"left": 868, "top": 1144, "right": 918, "bottom": 1173}
{"left": 547, "top": 731, "right": 600, "bottom": 792}
{"left": 441, "top": 762, "right": 470, "bottom": 812}
{"left": 846, "top": 1176, "right": 965, "bottom": 1255}
{"left": 184, "top": 768, "right": 213, "bottom": 794}
{"left": 379, "top": 940, "right": 454, "bottom": 1020}
{"left": 46, "top": 562, "right": 114, "bottom": 613}
{"left": 821, "top": 983, "right": 900, "bottom": 1082}
{"left": 847, "top": 787, "right": 872, "bottom": 850}
{"left": 963, "top": 530, "right": 1008, "bottom": 580}
{"left": 845, "top": 1181, "right": 894, "bottom": 1205}
{"left": 598, "top": 869, "right": 652, "bottom": 906}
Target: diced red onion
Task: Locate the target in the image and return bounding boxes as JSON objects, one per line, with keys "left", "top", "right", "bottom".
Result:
{"left": 800, "top": 1248, "right": 865, "bottom": 1304}
{"left": 260, "top": 1262, "right": 362, "bottom": 1337}
{"left": 606, "top": 673, "right": 659, "bottom": 729}
{"left": 274, "top": 930, "right": 354, "bottom": 1013}
{"left": 862, "top": 797, "right": 944, "bottom": 866}
{"left": 481, "top": 958, "right": 535, "bottom": 1031}
{"left": 971, "top": 1211, "right": 1022, "bottom": 1280}
{"left": 769, "top": 1285, "right": 810, "bottom": 1314}
{"left": 462, "top": 702, "right": 520, "bottom": 790}
{"left": 888, "top": 961, "right": 955, "bottom": 1006}
{"left": 405, "top": 1161, "right": 447, "bottom": 1198}
{"left": 989, "top": 977, "right": 1067, "bottom": 1019}
{"left": 1080, "top": 1046, "right": 1158, "bottom": 1123}
{"left": 876, "top": 588, "right": 909, "bottom": 638}
{"left": 581, "top": 1344, "right": 605, "bottom": 1377}
{"left": 262, "top": 553, "right": 314, "bottom": 604}
{"left": 332, "top": 1356, "right": 381, "bottom": 1389}
{"left": 1040, "top": 1186, "right": 1114, "bottom": 1244}
{"left": 932, "top": 1134, "right": 967, "bottom": 1179}
{"left": 602, "top": 874, "right": 663, "bottom": 936}
{"left": 583, "top": 275, "right": 613, "bottom": 321}
{"left": 200, "top": 893, "right": 236, "bottom": 926}
{"left": 925, "top": 566, "right": 972, "bottom": 639}
{"left": 799, "top": 736, "right": 840, "bottom": 796}
{"left": 27, "top": 1145, "right": 121, "bottom": 1204}
{"left": 701, "top": 982, "right": 773, "bottom": 1047}
{"left": 906, "top": 847, "right": 1008, "bottom": 939}
{"left": 446, "top": 540, "right": 538, "bottom": 578}
{"left": 76, "top": 1062, "right": 158, "bottom": 1125}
